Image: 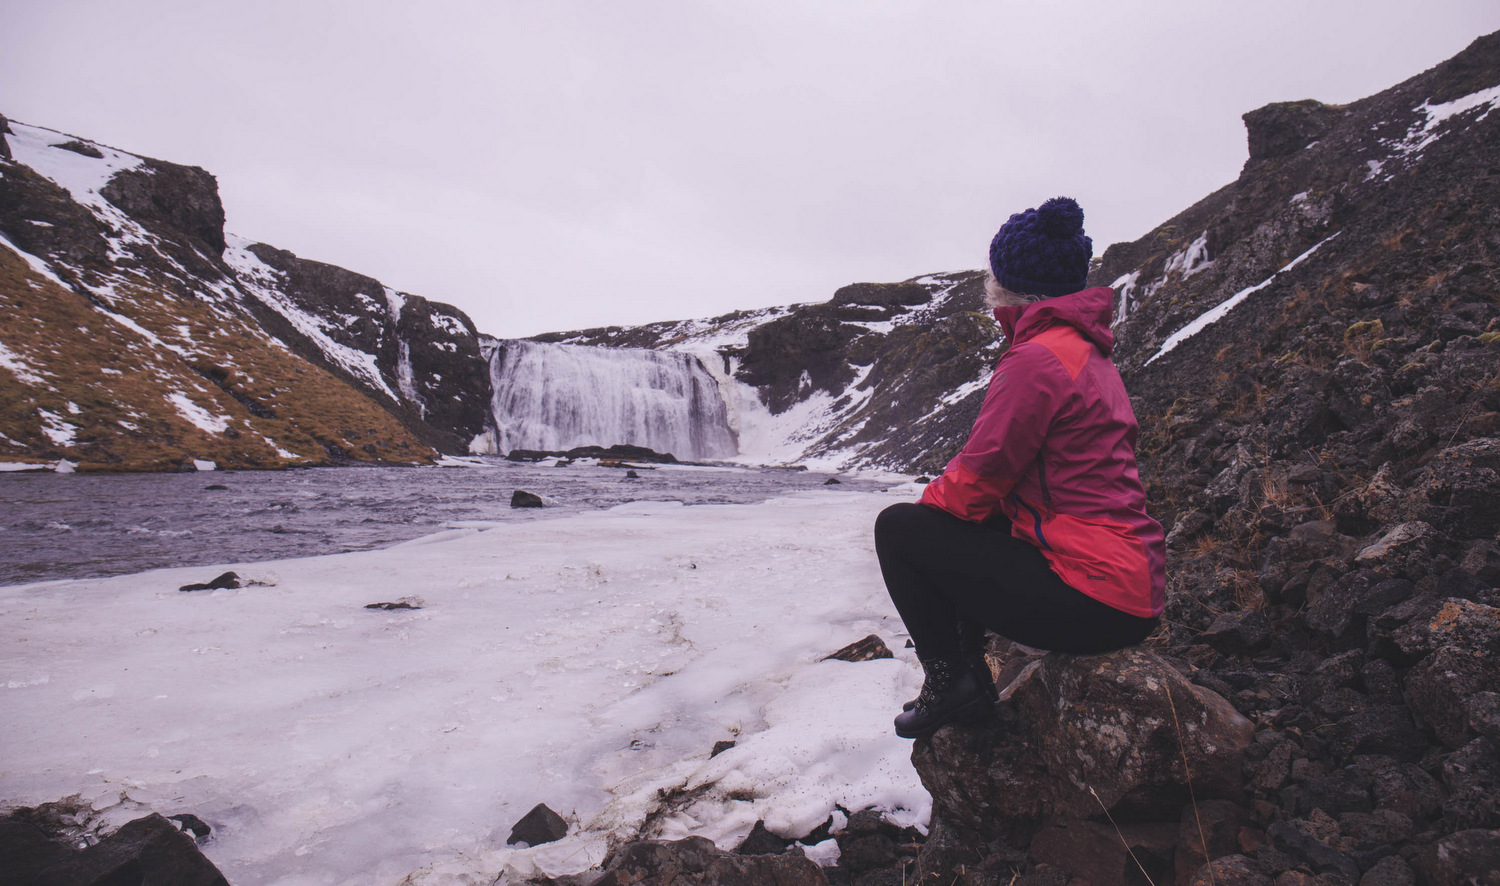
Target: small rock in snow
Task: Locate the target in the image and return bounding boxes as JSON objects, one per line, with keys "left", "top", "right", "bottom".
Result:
{"left": 507, "top": 803, "right": 567, "bottom": 847}
{"left": 178, "top": 572, "right": 241, "bottom": 592}
{"left": 823, "top": 634, "right": 893, "bottom": 662}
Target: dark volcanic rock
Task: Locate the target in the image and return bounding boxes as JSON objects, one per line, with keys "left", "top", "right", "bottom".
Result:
{"left": 1416, "top": 828, "right": 1500, "bottom": 886}
{"left": 911, "top": 648, "right": 1253, "bottom": 850}
{"left": 1266, "top": 818, "right": 1361, "bottom": 881}
{"left": 1441, "top": 738, "right": 1500, "bottom": 830}
{"left": 1186, "top": 854, "right": 1271, "bottom": 886}
{"left": 179, "top": 571, "right": 242, "bottom": 592}
{"left": 1029, "top": 818, "right": 1178, "bottom": 886}
{"left": 2, "top": 812, "right": 230, "bottom": 886}
{"left": 101, "top": 158, "right": 227, "bottom": 254}
{"left": 1201, "top": 610, "right": 1273, "bottom": 654}
{"left": 1242, "top": 100, "right": 1347, "bottom": 163}
{"left": 595, "top": 835, "right": 828, "bottom": 886}
{"left": 508, "top": 803, "right": 568, "bottom": 847}
{"left": 1404, "top": 645, "right": 1500, "bottom": 748}
{"left": 734, "top": 820, "right": 789, "bottom": 856}
{"left": 511, "top": 490, "right": 545, "bottom": 508}
{"left": 822, "top": 634, "right": 893, "bottom": 662}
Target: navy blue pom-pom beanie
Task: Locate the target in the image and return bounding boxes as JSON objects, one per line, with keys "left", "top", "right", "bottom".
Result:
{"left": 988, "top": 196, "right": 1093, "bottom": 298}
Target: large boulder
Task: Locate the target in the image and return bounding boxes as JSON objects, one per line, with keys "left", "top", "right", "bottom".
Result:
{"left": 912, "top": 648, "right": 1254, "bottom": 847}
{"left": 0, "top": 812, "right": 229, "bottom": 885}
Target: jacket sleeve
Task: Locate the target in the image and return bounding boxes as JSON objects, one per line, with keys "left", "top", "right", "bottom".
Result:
{"left": 919, "top": 342, "right": 1067, "bottom": 522}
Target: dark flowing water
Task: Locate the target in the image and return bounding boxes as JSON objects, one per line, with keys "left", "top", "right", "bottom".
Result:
{"left": 0, "top": 460, "right": 889, "bottom": 587}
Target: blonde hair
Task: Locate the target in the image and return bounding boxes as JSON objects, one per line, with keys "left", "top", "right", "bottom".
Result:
{"left": 983, "top": 269, "right": 1044, "bottom": 309}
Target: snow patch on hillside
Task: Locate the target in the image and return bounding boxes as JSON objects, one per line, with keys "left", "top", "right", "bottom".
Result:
{"left": 224, "top": 235, "right": 399, "bottom": 401}
{"left": 1147, "top": 232, "right": 1340, "bottom": 366}
{"left": 167, "top": 392, "right": 231, "bottom": 434}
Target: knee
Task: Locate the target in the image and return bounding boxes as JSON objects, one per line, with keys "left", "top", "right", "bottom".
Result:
{"left": 875, "top": 502, "right": 925, "bottom": 551}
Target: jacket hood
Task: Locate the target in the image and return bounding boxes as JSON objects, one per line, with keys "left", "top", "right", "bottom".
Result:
{"left": 993, "top": 286, "right": 1117, "bottom": 355}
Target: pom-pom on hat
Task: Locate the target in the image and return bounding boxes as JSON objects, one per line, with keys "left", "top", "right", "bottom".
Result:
{"left": 989, "top": 196, "right": 1093, "bottom": 298}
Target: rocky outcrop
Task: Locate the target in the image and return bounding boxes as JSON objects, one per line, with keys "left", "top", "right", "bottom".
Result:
{"left": 0, "top": 806, "right": 229, "bottom": 886}
{"left": 909, "top": 648, "right": 1252, "bottom": 885}
{"left": 101, "top": 159, "right": 227, "bottom": 254}
{"left": 1242, "top": 100, "right": 1347, "bottom": 164}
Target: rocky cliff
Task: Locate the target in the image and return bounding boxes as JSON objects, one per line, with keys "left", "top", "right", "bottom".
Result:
{"left": 0, "top": 117, "right": 492, "bottom": 470}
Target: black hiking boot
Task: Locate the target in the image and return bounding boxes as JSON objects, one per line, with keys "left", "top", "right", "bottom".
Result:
{"left": 894, "top": 658, "right": 993, "bottom": 740}
{"left": 902, "top": 624, "right": 997, "bottom": 711}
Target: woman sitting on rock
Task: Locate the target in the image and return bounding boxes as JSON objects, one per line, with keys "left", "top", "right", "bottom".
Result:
{"left": 876, "top": 196, "right": 1165, "bottom": 739}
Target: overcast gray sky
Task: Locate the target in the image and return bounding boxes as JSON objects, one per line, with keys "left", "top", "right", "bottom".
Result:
{"left": 5, "top": 2, "right": 1499, "bottom": 338}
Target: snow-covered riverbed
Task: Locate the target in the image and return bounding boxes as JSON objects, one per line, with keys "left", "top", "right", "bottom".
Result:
{"left": 1, "top": 485, "right": 931, "bottom": 885}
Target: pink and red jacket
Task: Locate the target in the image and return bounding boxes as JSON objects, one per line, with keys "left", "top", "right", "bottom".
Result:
{"left": 919, "top": 286, "right": 1166, "bottom": 618}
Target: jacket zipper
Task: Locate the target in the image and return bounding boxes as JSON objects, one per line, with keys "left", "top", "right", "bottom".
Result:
{"left": 1013, "top": 494, "right": 1053, "bottom": 552}
{"left": 1036, "top": 452, "right": 1053, "bottom": 512}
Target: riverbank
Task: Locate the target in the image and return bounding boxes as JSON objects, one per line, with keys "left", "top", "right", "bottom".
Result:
{"left": 0, "top": 485, "right": 927, "bottom": 884}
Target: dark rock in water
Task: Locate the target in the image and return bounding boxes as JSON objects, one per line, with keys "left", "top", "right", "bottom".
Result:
{"left": 710, "top": 740, "right": 735, "bottom": 758}
{"left": 1416, "top": 828, "right": 1500, "bottom": 886}
{"left": 822, "top": 634, "right": 893, "bottom": 662}
{"left": 179, "top": 571, "right": 241, "bottom": 592}
{"left": 914, "top": 476, "right": 931, "bottom": 484}
{"left": 508, "top": 803, "right": 568, "bottom": 847}
{"left": 365, "top": 601, "right": 421, "bottom": 611}
{"left": 204, "top": 484, "right": 228, "bottom": 491}
{"left": 735, "top": 820, "right": 789, "bottom": 855}
{"left": 509, "top": 445, "right": 680, "bottom": 464}
{"left": 595, "top": 835, "right": 828, "bottom": 885}
{"left": 625, "top": 470, "right": 639, "bottom": 479}
{"left": 823, "top": 477, "right": 841, "bottom": 485}
{"left": 911, "top": 648, "right": 1253, "bottom": 855}
{"left": 511, "top": 490, "right": 545, "bottom": 508}
{"left": 568, "top": 444, "right": 678, "bottom": 464}
{"left": 0, "top": 812, "right": 229, "bottom": 885}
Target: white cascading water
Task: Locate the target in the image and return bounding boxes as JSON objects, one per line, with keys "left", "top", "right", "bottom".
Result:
{"left": 481, "top": 340, "right": 738, "bottom": 460}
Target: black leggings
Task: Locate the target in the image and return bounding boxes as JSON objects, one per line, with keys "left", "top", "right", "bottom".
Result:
{"left": 875, "top": 502, "right": 1157, "bottom": 660}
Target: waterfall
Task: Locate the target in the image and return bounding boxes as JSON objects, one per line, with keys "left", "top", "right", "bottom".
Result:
{"left": 480, "top": 340, "right": 738, "bottom": 460}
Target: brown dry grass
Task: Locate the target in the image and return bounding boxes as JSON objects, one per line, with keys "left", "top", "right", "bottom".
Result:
{"left": 0, "top": 248, "right": 433, "bottom": 471}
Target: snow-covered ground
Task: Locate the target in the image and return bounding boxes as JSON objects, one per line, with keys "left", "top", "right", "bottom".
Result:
{"left": 0, "top": 484, "right": 930, "bottom": 885}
